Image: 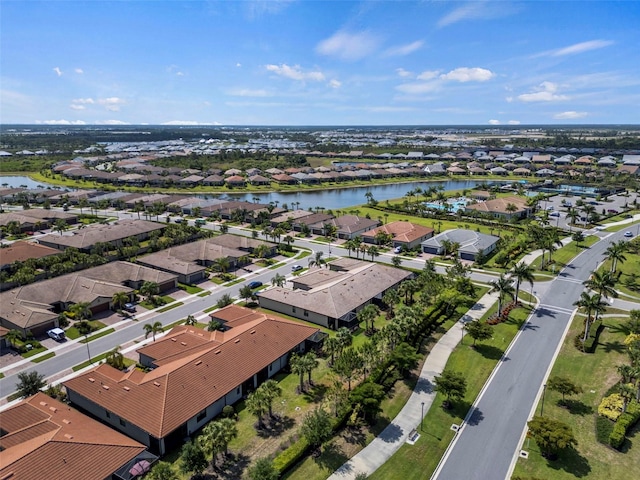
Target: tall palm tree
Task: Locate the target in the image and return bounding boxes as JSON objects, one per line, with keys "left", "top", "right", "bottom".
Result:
{"left": 271, "top": 273, "right": 286, "bottom": 287}
{"left": 509, "top": 262, "right": 535, "bottom": 304}
{"left": 357, "top": 303, "right": 380, "bottom": 333}
{"left": 259, "top": 379, "right": 282, "bottom": 418}
{"left": 5, "top": 329, "right": 23, "bottom": 349}
{"left": 289, "top": 353, "right": 306, "bottom": 393}
{"left": 573, "top": 292, "right": 608, "bottom": 342}
{"left": 111, "top": 291, "right": 129, "bottom": 311}
{"left": 583, "top": 270, "right": 618, "bottom": 306}
{"left": 323, "top": 336, "right": 340, "bottom": 365}
{"left": 69, "top": 302, "right": 92, "bottom": 321}
{"left": 308, "top": 250, "right": 326, "bottom": 268}
{"left": 489, "top": 274, "right": 515, "bottom": 317}
{"left": 211, "top": 257, "right": 231, "bottom": 275}
{"left": 302, "top": 352, "right": 319, "bottom": 386}
{"left": 105, "top": 346, "right": 125, "bottom": 370}
{"left": 139, "top": 281, "right": 159, "bottom": 302}
{"left": 184, "top": 315, "right": 197, "bottom": 326}
{"left": 605, "top": 240, "right": 628, "bottom": 273}
{"left": 143, "top": 321, "right": 164, "bottom": 341}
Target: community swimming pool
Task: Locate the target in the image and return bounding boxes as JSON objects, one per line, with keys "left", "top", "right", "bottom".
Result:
{"left": 425, "top": 197, "right": 469, "bottom": 211}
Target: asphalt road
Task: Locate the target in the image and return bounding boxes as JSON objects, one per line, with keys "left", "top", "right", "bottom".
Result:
{"left": 433, "top": 229, "right": 634, "bottom": 479}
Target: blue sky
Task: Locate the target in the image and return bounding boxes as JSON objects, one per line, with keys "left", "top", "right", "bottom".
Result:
{"left": 2, "top": 1, "right": 639, "bottom": 126}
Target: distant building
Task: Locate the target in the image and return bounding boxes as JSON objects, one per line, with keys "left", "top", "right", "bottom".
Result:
{"left": 421, "top": 229, "right": 499, "bottom": 261}
{"left": 465, "top": 195, "right": 532, "bottom": 220}
{"left": 361, "top": 221, "right": 434, "bottom": 249}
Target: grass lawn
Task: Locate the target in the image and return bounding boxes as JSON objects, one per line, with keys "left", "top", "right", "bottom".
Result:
{"left": 80, "top": 328, "right": 115, "bottom": 343}
{"left": 21, "top": 346, "right": 47, "bottom": 358}
{"left": 177, "top": 283, "right": 204, "bottom": 294}
{"left": 72, "top": 354, "right": 135, "bottom": 372}
{"left": 139, "top": 295, "right": 175, "bottom": 310}
{"left": 158, "top": 302, "right": 184, "bottom": 313}
{"left": 65, "top": 320, "right": 107, "bottom": 340}
{"left": 369, "top": 304, "right": 530, "bottom": 480}
{"left": 512, "top": 315, "right": 639, "bottom": 480}
{"left": 530, "top": 235, "right": 599, "bottom": 273}
{"left": 32, "top": 352, "right": 55, "bottom": 363}
{"left": 197, "top": 291, "right": 212, "bottom": 297}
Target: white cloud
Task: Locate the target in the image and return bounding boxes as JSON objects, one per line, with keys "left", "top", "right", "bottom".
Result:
{"left": 74, "top": 68, "right": 84, "bottom": 74}
{"left": 553, "top": 111, "right": 588, "bottom": 120}
{"left": 384, "top": 40, "right": 424, "bottom": 57}
{"left": 507, "top": 120, "right": 521, "bottom": 125}
{"left": 506, "top": 96, "right": 514, "bottom": 103}
{"left": 538, "top": 40, "right": 614, "bottom": 57}
{"left": 265, "top": 64, "right": 325, "bottom": 82}
{"left": 396, "top": 68, "right": 413, "bottom": 78}
{"left": 328, "top": 79, "right": 342, "bottom": 89}
{"left": 72, "top": 98, "right": 95, "bottom": 104}
{"left": 440, "top": 67, "right": 494, "bottom": 82}
{"left": 518, "top": 82, "right": 569, "bottom": 102}
{"left": 236, "top": 63, "right": 242, "bottom": 68}
{"left": 38, "top": 119, "right": 86, "bottom": 125}
{"left": 227, "top": 88, "right": 270, "bottom": 97}
{"left": 53, "top": 67, "right": 63, "bottom": 77}
{"left": 95, "top": 120, "right": 129, "bottom": 125}
{"left": 316, "top": 31, "right": 380, "bottom": 61}
{"left": 438, "top": 1, "right": 518, "bottom": 27}
{"left": 417, "top": 70, "right": 440, "bottom": 81}
{"left": 70, "top": 104, "right": 85, "bottom": 110}
{"left": 488, "top": 119, "right": 501, "bottom": 125}
{"left": 97, "top": 97, "right": 126, "bottom": 111}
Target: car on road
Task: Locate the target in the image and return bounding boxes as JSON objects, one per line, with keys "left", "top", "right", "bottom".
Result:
{"left": 549, "top": 211, "right": 560, "bottom": 217}
{"left": 174, "top": 217, "right": 185, "bottom": 223}
{"left": 123, "top": 303, "right": 137, "bottom": 313}
{"left": 624, "top": 231, "right": 633, "bottom": 237}
{"left": 394, "top": 246, "right": 402, "bottom": 254}
{"left": 291, "top": 265, "right": 303, "bottom": 272}
{"left": 607, "top": 209, "right": 619, "bottom": 214}
{"left": 248, "top": 281, "right": 263, "bottom": 289}
{"left": 47, "top": 328, "right": 66, "bottom": 342}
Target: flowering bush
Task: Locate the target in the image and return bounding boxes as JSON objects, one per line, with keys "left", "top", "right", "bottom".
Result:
{"left": 598, "top": 393, "right": 624, "bottom": 421}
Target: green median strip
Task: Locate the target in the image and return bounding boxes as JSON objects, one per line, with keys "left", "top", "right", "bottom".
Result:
{"left": 32, "top": 352, "right": 56, "bottom": 363}
{"left": 157, "top": 302, "right": 184, "bottom": 312}
{"left": 203, "top": 305, "right": 217, "bottom": 313}
{"left": 223, "top": 279, "right": 244, "bottom": 287}
{"left": 197, "top": 291, "right": 212, "bottom": 297}
{"left": 79, "top": 328, "right": 115, "bottom": 343}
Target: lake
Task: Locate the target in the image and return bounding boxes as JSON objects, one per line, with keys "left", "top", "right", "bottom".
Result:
{"left": 0, "top": 175, "right": 504, "bottom": 210}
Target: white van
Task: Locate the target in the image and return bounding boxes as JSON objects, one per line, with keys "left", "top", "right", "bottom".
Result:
{"left": 47, "top": 328, "right": 66, "bottom": 342}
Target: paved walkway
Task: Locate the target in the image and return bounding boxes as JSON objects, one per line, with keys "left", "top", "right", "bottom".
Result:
{"left": 328, "top": 290, "right": 499, "bottom": 480}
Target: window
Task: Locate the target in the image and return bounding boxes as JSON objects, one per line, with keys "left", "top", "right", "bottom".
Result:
{"left": 269, "top": 365, "right": 272, "bottom": 372}
{"left": 237, "top": 387, "right": 240, "bottom": 394}
{"left": 303, "top": 310, "right": 309, "bottom": 317}
{"left": 196, "top": 409, "right": 207, "bottom": 422}
{"left": 292, "top": 307, "right": 296, "bottom": 313}
{"left": 119, "top": 418, "right": 126, "bottom": 427}
{"left": 105, "top": 410, "right": 111, "bottom": 419}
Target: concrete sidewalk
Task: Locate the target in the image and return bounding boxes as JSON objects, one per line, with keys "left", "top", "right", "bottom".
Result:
{"left": 328, "top": 291, "right": 499, "bottom": 480}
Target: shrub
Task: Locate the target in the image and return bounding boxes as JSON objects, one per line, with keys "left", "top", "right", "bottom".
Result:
{"left": 595, "top": 415, "right": 614, "bottom": 444}
{"left": 609, "top": 423, "right": 626, "bottom": 449}
{"left": 272, "top": 436, "right": 310, "bottom": 474}
{"left": 598, "top": 393, "right": 624, "bottom": 421}
{"left": 222, "top": 405, "right": 235, "bottom": 418}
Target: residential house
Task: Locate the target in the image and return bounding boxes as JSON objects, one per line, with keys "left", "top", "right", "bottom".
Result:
{"left": 0, "top": 241, "right": 60, "bottom": 270}
{"left": 308, "top": 215, "right": 379, "bottom": 240}
{"left": 421, "top": 229, "right": 500, "bottom": 261}
{"left": 0, "top": 392, "right": 152, "bottom": 480}
{"left": 257, "top": 259, "right": 412, "bottom": 329}
{"left": 361, "top": 221, "right": 434, "bottom": 249}
{"left": 465, "top": 195, "right": 532, "bottom": 220}
{"left": 64, "top": 306, "right": 318, "bottom": 455}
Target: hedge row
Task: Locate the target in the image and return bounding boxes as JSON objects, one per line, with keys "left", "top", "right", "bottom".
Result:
{"left": 609, "top": 401, "right": 640, "bottom": 450}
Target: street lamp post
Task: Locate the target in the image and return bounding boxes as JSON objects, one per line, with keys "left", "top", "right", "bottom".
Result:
{"left": 540, "top": 383, "right": 547, "bottom": 416}
{"left": 421, "top": 401, "right": 425, "bottom": 431}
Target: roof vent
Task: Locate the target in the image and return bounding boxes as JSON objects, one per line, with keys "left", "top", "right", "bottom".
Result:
{"left": 123, "top": 386, "right": 130, "bottom": 391}
{"left": 215, "top": 350, "right": 221, "bottom": 354}
{"left": 62, "top": 419, "right": 71, "bottom": 424}
{"left": 235, "top": 339, "right": 240, "bottom": 343}
{"left": 195, "top": 360, "right": 202, "bottom": 366}
{"left": 49, "top": 407, "right": 57, "bottom": 412}
{"left": 181, "top": 342, "right": 187, "bottom": 346}
{"left": 171, "top": 338, "right": 177, "bottom": 342}
{"left": 39, "top": 401, "right": 47, "bottom": 406}
{"left": 250, "top": 330, "right": 255, "bottom": 334}
{"left": 64, "top": 434, "right": 73, "bottom": 439}
{"left": 153, "top": 381, "right": 161, "bottom": 387}
{"left": 88, "top": 378, "right": 95, "bottom": 383}
{"left": 102, "top": 385, "right": 109, "bottom": 390}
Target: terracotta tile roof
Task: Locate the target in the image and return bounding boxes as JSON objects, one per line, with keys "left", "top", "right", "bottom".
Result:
{"left": 0, "top": 242, "right": 60, "bottom": 268}
{"left": 0, "top": 393, "right": 145, "bottom": 480}
{"left": 465, "top": 195, "right": 530, "bottom": 215}
{"left": 360, "top": 221, "right": 434, "bottom": 244}
{"left": 64, "top": 308, "right": 318, "bottom": 438}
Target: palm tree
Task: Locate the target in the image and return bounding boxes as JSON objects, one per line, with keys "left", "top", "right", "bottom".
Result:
{"left": 271, "top": 273, "right": 286, "bottom": 287}
{"left": 239, "top": 285, "right": 254, "bottom": 304}
{"left": 509, "top": 262, "right": 535, "bottom": 304}
{"left": 69, "top": 301, "right": 92, "bottom": 321}
{"left": 5, "top": 329, "right": 23, "bottom": 349}
{"left": 245, "top": 389, "right": 268, "bottom": 429}
{"left": 357, "top": 303, "right": 379, "bottom": 333}
{"left": 259, "top": 379, "right": 282, "bottom": 418}
{"left": 573, "top": 292, "right": 608, "bottom": 342}
{"left": 105, "top": 346, "right": 125, "bottom": 370}
{"left": 366, "top": 245, "right": 380, "bottom": 262}
{"left": 139, "top": 281, "right": 159, "bottom": 302}
{"left": 489, "top": 274, "right": 515, "bottom": 317}
{"left": 605, "top": 240, "right": 628, "bottom": 273}
{"left": 323, "top": 336, "right": 340, "bottom": 365}
{"left": 290, "top": 353, "right": 306, "bottom": 393}
{"left": 111, "top": 291, "right": 129, "bottom": 311}
{"left": 283, "top": 235, "right": 294, "bottom": 250}
{"left": 302, "top": 352, "right": 319, "bottom": 386}
{"left": 583, "top": 270, "right": 618, "bottom": 308}
{"left": 211, "top": 257, "right": 231, "bottom": 275}
{"left": 143, "top": 321, "right": 164, "bottom": 341}
{"left": 335, "top": 327, "right": 353, "bottom": 355}
{"left": 185, "top": 315, "right": 197, "bottom": 326}
{"left": 308, "top": 250, "right": 326, "bottom": 269}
